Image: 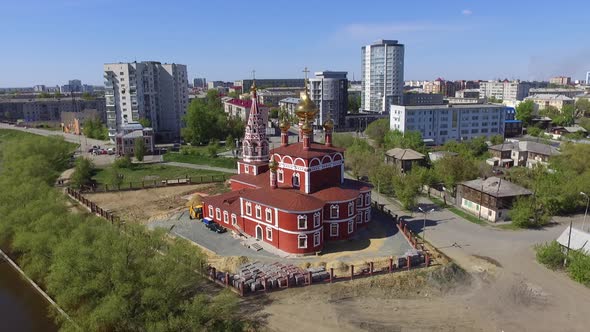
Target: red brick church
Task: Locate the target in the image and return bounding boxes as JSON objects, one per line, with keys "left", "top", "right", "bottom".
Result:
{"left": 202, "top": 78, "right": 372, "bottom": 255}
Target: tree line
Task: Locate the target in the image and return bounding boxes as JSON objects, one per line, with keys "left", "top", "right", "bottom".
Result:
{"left": 0, "top": 130, "right": 249, "bottom": 331}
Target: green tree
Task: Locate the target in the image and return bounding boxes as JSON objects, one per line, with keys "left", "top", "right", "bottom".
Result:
{"left": 107, "top": 166, "right": 123, "bottom": 188}
{"left": 488, "top": 96, "right": 503, "bottom": 103}
{"left": 134, "top": 137, "right": 145, "bottom": 162}
{"left": 37, "top": 92, "right": 51, "bottom": 98}
{"left": 393, "top": 171, "right": 421, "bottom": 210}
{"left": 383, "top": 129, "right": 425, "bottom": 152}
{"left": 553, "top": 104, "right": 575, "bottom": 126}
{"left": 138, "top": 117, "right": 151, "bottom": 128}
{"left": 510, "top": 195, "right": 550, "bottom": 228}
{"left": 225, "top": 134, "right": 235, "bottom": 151}
{"left": 269, "top": 108, "right": 280, "bottom": 119}
{"left": 113, "top": 155, "right": 132, "bottom": 168}
{"left": 54, "top": 91, "right": 63, "bottom": 98}
{"left": 83, "top": 117, "right": 108, "bottom": 140}
{"left": 70, "top": 157, "right": 94, "bottom": 189}
{"left": 516, "top": 100, "right": 535, "bottom": 126}
{"left": 332, "top": 133, "right": 356, "bottom": 148}
{"left": 578, "top": 117, "right": 590, "bottom": 132}
{"left": 433, "top": 155, "right": 479, "bottom": 196}
{"left": 348, "top": 95, "right": 361, "bottom": 113}
{"left": 364, "top": 119, "right": 389, "bottom": 146}
{"left": 81, "top": 92, "right": 95, "bottom": 100}
{"left": 368, "top": 162, "right": 398, "bottom": 195}
{"left": 575, "top": 98, "right": 590, "bottom": 117}
{"left": 527, "top": 126, "right": 543, "bottom": 137}
{"left": 227, "top": 91, "right": 240, "bottom": 99}
{"left": 207, "top": 139, "right": 220, "bottom": 158}
{"left": 490, "top": 134, "right": 504, "bottom": 145}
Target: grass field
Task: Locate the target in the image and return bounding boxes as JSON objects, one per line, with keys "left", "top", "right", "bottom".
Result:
{"left": 163, "top": 150, "right": 237, "bottom": 169}
{"left": 0, "top": 128, "right": 40, "bottom": 142}
{"left": 93, "top": 163, "right": 228, "bottom": 184}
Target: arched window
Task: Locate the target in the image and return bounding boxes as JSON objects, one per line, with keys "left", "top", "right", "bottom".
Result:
{"left": 265, "top": 208, "right": 272, "bottom": 222}
{"left": 223, "top": 211, "right": 229, "bottom": 224}
{"left": 255, "top": 205, "right": 262, "bottom": 219}
{"left": 292, "top": 173, "right": 300, "bottom": 188}
{"left": 330, "top": 205, "right": 339, "bottom": 219}
{"left": 330, "top": 223, "right": 339, "bottom": 237}
{"left": 298, "top": 234, "right": 307, "bottom": 249}
{"left": 297, "top": 215, "right": 307, "bottom": 229}
{"left": 313, "top": 212, "right": 321, "bottom": 227}
{"left": 348, "top": 201, "right": 354, "bottom": 216}
{"left": 245, "top": 202, "right": 252, "bottom": 216}
{"left": 313, "top": 231, "right": 321, "bottom": 247}
{"left": 277, "top": 169, "right": 284, "bottom": 183}
{"left": 348, "top": 220, "right": 354, "bottom": 234}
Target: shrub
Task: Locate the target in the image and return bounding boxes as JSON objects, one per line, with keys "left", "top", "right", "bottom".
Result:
{"left": 207, "top": 140, "right": 220, "bottom": 158}
{"left": 535, "top": 241, "right": 565, "bottom": 270}
{"left": 113, "top": 155, "right": 132, "bottom": 168}
{"left": 567, "top": 251, "right": 590, "bottom": 286}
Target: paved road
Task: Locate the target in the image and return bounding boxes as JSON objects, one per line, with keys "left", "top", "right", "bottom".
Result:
{"left": 371, "top": 189, "right": 590, "bottom": 331}
{"left": 163, "top": 161, "right": 237, "bottom": 174}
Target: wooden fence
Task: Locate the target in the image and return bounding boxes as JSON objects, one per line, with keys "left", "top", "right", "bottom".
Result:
{"left": 66, "top": 188, "right": 120, "bottom": 224}
{"left": 83, "top": 174, "right": 230, "bottom": 193}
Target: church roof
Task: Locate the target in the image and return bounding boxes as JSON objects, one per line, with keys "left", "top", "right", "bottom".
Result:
{"left": 311, "top": 179, "right": 371, "bottom": 202}
{"left": 201, "top": 189, "right": 245, "bottom": 214}
{"left": 241, "top": 187, "right": 325, "bottom": 212}
{"left": 271, "top": 142, "right": 344, "bottom": 159}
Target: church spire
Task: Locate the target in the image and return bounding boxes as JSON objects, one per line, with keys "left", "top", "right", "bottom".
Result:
{"left": 241, "top": 69, "right": 269, "bottom": 165}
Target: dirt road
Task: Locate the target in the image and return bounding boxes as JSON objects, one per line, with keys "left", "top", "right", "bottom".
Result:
{"left": 262, "top": 192, "right": 590, "bottom": 332}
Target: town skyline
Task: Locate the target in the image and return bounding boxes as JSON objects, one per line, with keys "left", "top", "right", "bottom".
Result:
{"left": 2, "top": 0, "right": 590, "bottom": 87}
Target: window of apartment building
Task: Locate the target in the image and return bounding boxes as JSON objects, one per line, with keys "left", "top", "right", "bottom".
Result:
{"left": 255, "top": 205, "right": 261, "bottom": 219}
{"left": 298, "top": 234, "right": 307, "bottom": 249}
{"left": 461, "top": 129, "right": 468, "bottom": 134}
{"left": 313, "top": 212, "right": 321, "bottom": 227}
{"left": 265, "top": 208, "right": 272, "bottom": 223}
{"left": 119, "top": 72, "right": 124, "bottom": 75}
{"left": 330, "top": 223, "right": 339, "bottom": 237}
{"left": 266, "top": 227, "right": 272, "bottom": 241}
{"left": 440, "top": 130, "right": 448, "bottom": 135}
{"left": 298, "top": 215, "right": 307, "bottom": 229}
{"left": 348, "top": 220, "right": 354, "bottom": 234}
{"left": 314, "top": 231, "right": 321, "bottom": 247}
{"left": 223, "top": 211, "right": 229, "bottom": 224}
{"left": 471, "top": 129, "right": 479, "bottom": 134}
{"left": 481, "top": 128, "right": 488, "bottom": 133}
{"left": 245, "top": 202, "right": 252, "bottom": 216}
{"left": 491, "top": 128, "right": 498, "bottom": 132}
{"left": 330, "top": 205, "right": 339, "bottom": 218}
{"left": 482, "top": 122, "right": 488, "bottom": 126}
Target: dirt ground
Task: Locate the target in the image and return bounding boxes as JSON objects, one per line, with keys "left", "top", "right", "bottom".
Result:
{"left": 84, "top": 184, "right": 220, "bottom": 224}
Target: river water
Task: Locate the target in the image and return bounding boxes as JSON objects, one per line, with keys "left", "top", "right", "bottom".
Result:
{"left": 0, "top": 259, "right": 58, "bottom": 332}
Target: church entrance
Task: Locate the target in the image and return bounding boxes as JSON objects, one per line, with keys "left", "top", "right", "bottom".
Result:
{"left": 255, "top": 225, "right": 263, "bottom": 240}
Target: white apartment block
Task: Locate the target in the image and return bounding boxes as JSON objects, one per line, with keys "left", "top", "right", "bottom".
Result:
{"left": 361, "top": 40, "right": 404, "bottom": 112}
{"left": 390, "top": 104, "right": 506, "bottom": 145}
{"left": 479, "top": 80, "right": 530, "bottom": 101}
{"left": 104, "top": 61, "right": 188, "bottom": 142}
{"left": 308, "top": 71, "right": 348, "bottom": 128}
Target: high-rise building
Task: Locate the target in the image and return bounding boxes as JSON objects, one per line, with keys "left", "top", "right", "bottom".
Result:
{"left": 33, "top": 85, "right": 46, "bottom": 92}
{"left": 104, "top": 61, "right": 189, "bottom": 142}
{"left": 549, "top": 76, "right": 571, "bottom": 86}
{"left": 586, "top": 72, "right": 590, "bottom": 86}
{"left": 308, "top": 71, "right": 348, "bottom": 128}
{"left": 193, "top": 78, "right": 206, "bottom": 89}
{"left": 479, "top": 80, "right": 532, "bottom": 101}
{"left": 361, "top": 39, "right": 404, "bottom": 112}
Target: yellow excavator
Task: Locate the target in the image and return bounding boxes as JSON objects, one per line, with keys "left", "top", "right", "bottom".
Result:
{"left": 186, "top": 195, "right": 204, "bottom": 220}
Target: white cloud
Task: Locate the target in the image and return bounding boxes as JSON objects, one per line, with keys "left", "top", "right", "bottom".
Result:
{"left": 462, "top": 9, "right": 473, "bottom": 16}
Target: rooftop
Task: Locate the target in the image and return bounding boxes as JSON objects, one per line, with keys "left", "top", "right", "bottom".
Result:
{"left": 241, "top": 187, "right": 326, "bottom": 212}
{"left": 385, "top": 148, "right": 425, "bottom": 160}
{"left": 271, "top": 142, "right": 345, "bottom": 159}
{"left": 488, "top": 141, "right": 560, "bottom": 156}
{"left": 461, "top": 177, "right": 532, "bottom": 197}
{"left": 556, "top": 226, "right": 590, "bottom": 255}
{"left": 225, "top": 98, "right": 267, "bottom": 108}
{"left": 279, "top": 97, "right": 300, "bottom": 104}
{"left": 526, "top": 94, "right": 573, "bottom": 101}
{"left": 395, "top": 103, "right": 506, "bottom": 110}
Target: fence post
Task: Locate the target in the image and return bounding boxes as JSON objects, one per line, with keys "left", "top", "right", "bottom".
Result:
{"left": 308, "top": 271, "right": 313, "bottom": 285}
{"left": 330, "top": 268, "right": 334, "bottom": 283}
{"left": 263, "top": 278, "right": 268, "bottom": 292}
{"left": 225, "top": 272, "right": 230, "bottom": 286}
{"left": 369, "top": 262, "right": 374, "bottom": 276}
{"left": 389, "top": 258, "right": 393, "bottom": 273}
{"left": 239, "top": 281, "right": 244, "bottom": 296}
{"left": 350, "top": 265, "right": 354, "bottom": 281}
{"left": 425, "top": 254, "right": 430, "bottom": 267}
{"left": 407, "top": 257, "right": 411, "bottom": 270}
{"left": 286, "top": 275, "right": 290, "bottom": 288}
{"left": 200, "top": 176, "right": 203, "bottom": 183}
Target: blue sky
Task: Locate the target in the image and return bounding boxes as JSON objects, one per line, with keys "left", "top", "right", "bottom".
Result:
{"left": 1, "top": 0, "right": 590, "bottom": 87}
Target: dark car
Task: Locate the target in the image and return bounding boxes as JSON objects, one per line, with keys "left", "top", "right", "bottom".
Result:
{"left": 207, "top": 222, "right": 227, "bottom": 233}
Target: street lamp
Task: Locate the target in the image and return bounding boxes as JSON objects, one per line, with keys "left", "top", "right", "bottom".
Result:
{"left": 418, "top": 207, "right": 435, "bottom": 243}
{"left": 581, "top": 192, "right": 589, "bottom": 232}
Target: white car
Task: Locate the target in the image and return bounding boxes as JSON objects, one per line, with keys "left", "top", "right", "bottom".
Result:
{"left": 107, "top": 148, "right": 115, "bottom": 155}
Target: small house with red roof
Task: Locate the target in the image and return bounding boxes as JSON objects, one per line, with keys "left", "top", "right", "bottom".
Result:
{"left": 203, "top": 78, "right": 372, "bottom": 255}
{"left": 223, "top": 98, "right": 269, "bottom": 122}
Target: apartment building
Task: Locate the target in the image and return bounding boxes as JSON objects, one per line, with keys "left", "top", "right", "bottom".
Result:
{"left": 479, "top": 80, "right": 532, "bottom": 100}
{"left": 423, "top": 79, "right": 455, "bottom": 97}
{"left": 528, "top": 88, "right": 584, "bottom": 98}
{"left": 104, "top": 61, "right": 188, "bottom": 143}
{"left": 0, "top": 97, "right": 106, "bottom": 123}
{"left": 308, "top": 71, "right": 348, "bottom": 128}
{"left": 549, "top": 76, "right": 571, "bottom": 85}
{"left": 257, "top": 87, "right": 302, "bottom": 107}
{"left": 390, "top": 103, "right": 506, "bottom": 145}
{"left": 361, "top": 40, "right": 405, "bottom": 112}
{"left": 525, "top": 94, "right": 574, "bottom": 111}
{"left": 235, "top": 79, "right": 304, "bottom": 92}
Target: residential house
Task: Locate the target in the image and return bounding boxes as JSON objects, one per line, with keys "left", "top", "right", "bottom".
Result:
{"left": 223, "top": 98, "right": 269, "bottom": 122}
{"left": 457, "top": 177, "right": 532, "bottom": 222}
{"left": 525, "top": 94, "right": 574, "bottom": 112}
{"left": 488, "top": 141, "right": 560, "bottom": 168}
{"left": 384, "top": 148, "right": 425, "bottom": 173}
{"left": 115, "top": 124, "right": 154, "bottom": 156}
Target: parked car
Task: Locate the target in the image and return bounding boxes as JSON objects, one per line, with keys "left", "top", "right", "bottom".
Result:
{"left": 107, "top": 148, "right": 115, "bottom": 155}
{"left": 202, "top": 218, "right": 226, "bottom": 233}
{"left": 87, "top": 148, "right": 94, "bottom": 153}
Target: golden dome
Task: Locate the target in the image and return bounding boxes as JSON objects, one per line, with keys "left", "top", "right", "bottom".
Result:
{"left": 323, "top": 117, "right": 334, "bottom": 131}
{"left": 279, "top": 119, "right": 291, "bottom": 132}
{"left": 301, "top": 120, "right": 313, "bottom": 134}
{"left": 269, "top": 159, "right": 279, "bottom": 171}
{"left": 295, "top": 87, "right": 318, "bottom": 121}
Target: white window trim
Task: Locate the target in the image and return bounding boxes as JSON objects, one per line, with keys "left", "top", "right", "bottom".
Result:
{"left": 313, "top": 231, "right": 321, "bottom": 247}
{"left": 357, "top": 195, "right": 362, "bottom": 206}
{"left": 313, "top": 212, "right": 321, "bottom": 228}
{"left": 255, "top": 205, "right": 262, "bottom": 219}
{"left": 330, "top": 223, "right": 339, "bottom": 237}
{"left": 215, "top": 208, "right": 221, "bottom": 220}
{"left": 348, "top": 220, "right": 354, "bottom": 234}
{"left": 223, "top": 211, "right": 229, "bottom": 224}
{"left": 266, "top": 227, "right": 272, "bottom": 241}
{"left": 297, "top": 215, "right": 307, "bottom": 229}
{"left": 265, "top": 208, "right": 272, "bottom": 222}
{"left": 330, "top": 204, "right": 339, "bottom": 219}
{"left": 298, "top": 234, "right": 307, "bottom": 249}
{"left": 293, "top": 173, "right": 300, "bottom": 188}
{"left": 365, "top": 210, "right": 370, "bottom": 222}
{"left": 365, "top": 193, "right": 370, "bottom": 206}
{"left": 348, "top": 202, "right": 354, "bottom": 216}
{"left": 245, "top": 202, "right": 252, "bottom": 216}
{"left": 231, "top": 214, "right": 237, "bottom": 226}
{"left": 277, "top": 169, "right": 284, "bottom": 183}
{"left": 208, "top": 206, "right": 214, "bottom": 218}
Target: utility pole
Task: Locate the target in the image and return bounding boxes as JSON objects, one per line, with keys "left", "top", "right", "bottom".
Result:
{"left": 581, "top": 192, "right": 589, "bottom": 232}
{"left": 418, "top": 207, "right": 435, "bottom": 243}
{"left": 564, "top": 219, "right": 573, "bottom": 267}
